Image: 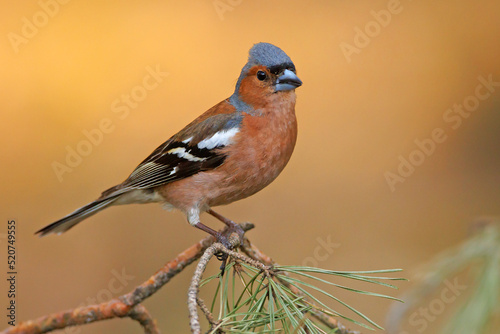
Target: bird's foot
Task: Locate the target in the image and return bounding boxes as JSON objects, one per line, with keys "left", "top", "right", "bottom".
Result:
{"left": 225, "top": 221, "right": 245, "bottom": 246}
{"left": 214, "top": 231, "right": 233, "bottom": 251}
{"left": 194, "top": 220, "right": 245, "bottom": 275}
{"left": 213, "top": 227, "right": 245, "bottom": 275}
{"left": 207, "top": 209, "right": 246, "bottom": 245}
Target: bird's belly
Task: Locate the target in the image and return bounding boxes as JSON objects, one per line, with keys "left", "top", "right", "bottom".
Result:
{"left": 208, "top": 115, "right": 298, "bottom": 206}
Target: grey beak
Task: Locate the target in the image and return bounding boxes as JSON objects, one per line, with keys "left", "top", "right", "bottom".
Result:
{"left": 275, "top": 69, "right": 302, "bottom": 92}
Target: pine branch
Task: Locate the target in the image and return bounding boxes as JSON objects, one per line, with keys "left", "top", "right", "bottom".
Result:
{"left": 1, "top": 221, "right": 401, "bottom": 334}
{"left": 187, "top": 236, "right": 365, "bottom": 334}
{"left": 0, "top": 223, "right": 255, "bottom": 334}
{"left": 188, "top": 234, "right": 272, "bottom": 334}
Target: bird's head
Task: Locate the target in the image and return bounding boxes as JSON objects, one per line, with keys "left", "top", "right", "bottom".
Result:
{"left": 229, "top": 43, "right": 302, "bottom": 111}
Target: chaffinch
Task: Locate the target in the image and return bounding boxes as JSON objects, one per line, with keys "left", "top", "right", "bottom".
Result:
{"left": 36, "top": 42, "right": 302, "bottom": 247}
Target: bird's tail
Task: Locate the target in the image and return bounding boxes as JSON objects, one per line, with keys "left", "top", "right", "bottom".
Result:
{"left": 36, "top": 196, "right": 120, "bottom": 236}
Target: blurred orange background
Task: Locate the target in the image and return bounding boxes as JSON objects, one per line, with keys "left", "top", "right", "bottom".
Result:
{"left": 1, "top": 1, "right": 500, "bottom": 333}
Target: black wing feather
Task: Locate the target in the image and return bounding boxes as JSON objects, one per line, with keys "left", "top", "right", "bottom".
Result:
{"left": 100, "top": 113, "right": 241, "bottom": 198}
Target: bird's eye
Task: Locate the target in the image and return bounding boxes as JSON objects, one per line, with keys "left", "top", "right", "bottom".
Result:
{"left": 256, "top": 70, "right": 267, "bottom": 81}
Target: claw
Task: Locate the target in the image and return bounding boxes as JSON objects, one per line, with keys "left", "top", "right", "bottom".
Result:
{"left": 213, "top": 232, "right": 232, "bottom": 276}
{"left": 218, "top": 254, "right": 228, "bottom": 275}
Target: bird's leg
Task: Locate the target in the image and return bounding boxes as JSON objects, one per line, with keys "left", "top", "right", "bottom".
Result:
{"left": 194, "top": 222, "right": 230, "bottom": 273}
{"left": 195, "top": 212, "right": 245, "bottom": 275}
{"left": 207, "top": 209, "right": 245, "bottom": 243}
{"left": 194, "top": 222, "right": 232, "bottom": 248}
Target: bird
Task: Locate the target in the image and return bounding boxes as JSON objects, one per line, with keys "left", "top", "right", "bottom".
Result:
{"left": 36, "top": 42, "right": 302, "bottom": 248}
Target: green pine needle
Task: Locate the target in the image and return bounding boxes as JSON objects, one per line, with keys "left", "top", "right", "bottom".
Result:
{"left": 200, "top": 260, "right": 405, "bottom": 333}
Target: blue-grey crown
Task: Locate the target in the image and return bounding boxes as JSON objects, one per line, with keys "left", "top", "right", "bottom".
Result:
{"left": 247, "top": 42, "right": 293, "bottom": 69}
{"left": 230, "top": 43, "right": 294, "bottom": 111}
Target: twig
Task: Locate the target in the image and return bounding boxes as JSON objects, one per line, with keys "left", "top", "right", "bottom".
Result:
{"left": 188, "top": 231, "right": 275, "bottom": 334}
{"left": 1, "top": 302, "right": 159, "bottom": 334}
{"left": 188, "top": 242, "right": 218, "bottom": 334}
{"left": 196, "top": 297, "right": 218, "bottom": 328}
{"left": 188, "top": 234, "right": 242, "bottom": 334}
{"left": 1, "top": 223, "right": 255, "bottom": 334}
{"left": 127, "top": 304, "right": 160, "bottom": 334}
{"left": 240, "top": 239, "right": 360, "bottom": 334}
{"left": 216, "top": 243, "right": 271, "bottom": 273}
